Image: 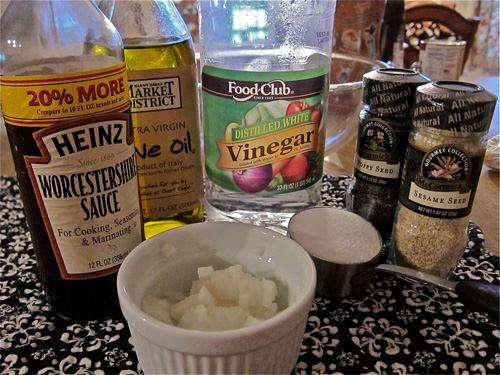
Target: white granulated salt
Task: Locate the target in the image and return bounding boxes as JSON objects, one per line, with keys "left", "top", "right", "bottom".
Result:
{"left": 288, "top": 207, "right": 382, "bottom": 264}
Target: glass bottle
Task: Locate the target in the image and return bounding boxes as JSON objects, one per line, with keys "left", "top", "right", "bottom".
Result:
{"left": 379, "top": 0, "right": 406, "bottom": 67}
{"left": 346, "top": 68, "right": 430, "bottom": 243}
{"left": 99, "top": 0, "right": 204, "bottom": 239}
{"left": 0, "top": 0, "right": 144, "bottom": 321}
{"left": 390, "top": 81, "right": 497, "bottom": 278}
{"left": 198, "top": 0, "right": 336, "bottom": 230}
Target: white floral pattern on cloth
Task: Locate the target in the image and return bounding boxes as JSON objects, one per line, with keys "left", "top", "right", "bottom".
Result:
{"left": 1, "top": 175, "right": 499, "bottom": 375}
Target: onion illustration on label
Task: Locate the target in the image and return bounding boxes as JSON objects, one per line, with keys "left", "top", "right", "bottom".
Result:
{"left": 225, "top": 100, "right": 320, "bottom": 193}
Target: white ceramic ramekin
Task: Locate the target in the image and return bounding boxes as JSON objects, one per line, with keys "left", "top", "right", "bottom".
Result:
{"left": 117, "top": 222, "right": 316, "bottom": 374}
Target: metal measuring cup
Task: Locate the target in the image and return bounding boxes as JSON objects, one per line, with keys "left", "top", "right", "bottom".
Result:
{"left": 288, "top": 207, "right": 499, "bottom": 319}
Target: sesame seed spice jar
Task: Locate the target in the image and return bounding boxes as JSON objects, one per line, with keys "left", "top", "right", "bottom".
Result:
{"left": 346, "top": 68, "right": 430, "bottom": 242}
{"left": 389, "top": 81, "right": 497, "bottom": 278}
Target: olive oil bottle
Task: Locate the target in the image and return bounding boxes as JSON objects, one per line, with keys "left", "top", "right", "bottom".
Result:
{"left": 100, "top": 0, "right": 204, "bottom": 238}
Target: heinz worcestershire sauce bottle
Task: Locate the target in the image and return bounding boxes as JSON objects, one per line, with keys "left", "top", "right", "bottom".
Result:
{"left": 0, "top": 0, "right": 144, "bottom": 321}
{"left": 99, "top": 0, "right": 204, "bottom": 239}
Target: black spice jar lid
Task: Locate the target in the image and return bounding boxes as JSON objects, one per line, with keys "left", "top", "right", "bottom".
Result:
{"left": 413, "top": 81, "right": 498, "bottom": 133}
{"left": 362, "top": 68, "right": 431, "bottom": 116}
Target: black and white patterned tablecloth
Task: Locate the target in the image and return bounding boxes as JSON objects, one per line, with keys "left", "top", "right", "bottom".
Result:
{"left": 1, "top": 175, "right": 499, "bottom": 375}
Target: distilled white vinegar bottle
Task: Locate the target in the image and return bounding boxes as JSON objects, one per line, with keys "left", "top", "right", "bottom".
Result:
{"left": 198, "top": 0, "right": 336, "bottom": 230}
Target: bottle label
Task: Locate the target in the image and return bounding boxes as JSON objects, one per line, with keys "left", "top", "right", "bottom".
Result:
{"left": 0, "top": 64, "right": 131, "bottom": 125}
{"left": 0, "top": 64, "right": 143, "bottom": 279}
{"left": 353, "top": 117, "right": 405, "bottom": 186}
{"left": 201, "top": 65, "right": 330, "bottom": 194}
{"left": 127, "top": 65, "right": 204, "bottom": 219}
{"left": 399, "top": 143, "right": 483, "bottom": 218}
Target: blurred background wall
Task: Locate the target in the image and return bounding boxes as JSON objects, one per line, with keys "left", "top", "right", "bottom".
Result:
{"left": 0, "top": 0, "right": 482, "bottom": 22}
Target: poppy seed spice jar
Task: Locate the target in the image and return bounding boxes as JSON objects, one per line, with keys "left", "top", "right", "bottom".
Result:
{"left": 347, "top": 69, "right": 430, "bottom": 242}
{"left": 389, "top": 81, "right": 497, "bottom": 278}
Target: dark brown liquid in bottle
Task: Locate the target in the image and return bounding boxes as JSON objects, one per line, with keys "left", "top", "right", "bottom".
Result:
{"left": 379, "top": 0, "right": 405, "bottom": 62}
{"left": 6, "top": 124, "right": 126, "bottom": 321}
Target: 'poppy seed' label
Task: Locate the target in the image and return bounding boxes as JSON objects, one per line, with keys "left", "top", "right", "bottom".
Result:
{"left": 353, "top": 118, "right": 405, "bottom": 186}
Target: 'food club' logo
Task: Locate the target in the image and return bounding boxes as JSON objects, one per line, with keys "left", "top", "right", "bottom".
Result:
{"left": 227, "top": 80, "right": 293, "bottom": 102}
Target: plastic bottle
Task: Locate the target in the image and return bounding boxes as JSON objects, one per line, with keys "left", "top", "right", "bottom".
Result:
{"left": 198, "top": 0, "right": 336, "bottom": 230}
{"left": 0, "top": 0, "right": 144, "bottom": 321}
{"left": 99, "top": 0, "right": 204, "bottom": 238}
{"left": 379, "top": 0, "right": 406, "bottom": 67}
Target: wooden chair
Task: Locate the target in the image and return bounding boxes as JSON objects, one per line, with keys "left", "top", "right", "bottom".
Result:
{"left": 403, "top": 4, "right": 480, "bottom": 74}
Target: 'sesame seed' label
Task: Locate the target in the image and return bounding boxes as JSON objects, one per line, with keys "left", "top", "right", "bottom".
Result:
{"left": 400, "top": 144, "right": 484, "bottom": 218}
